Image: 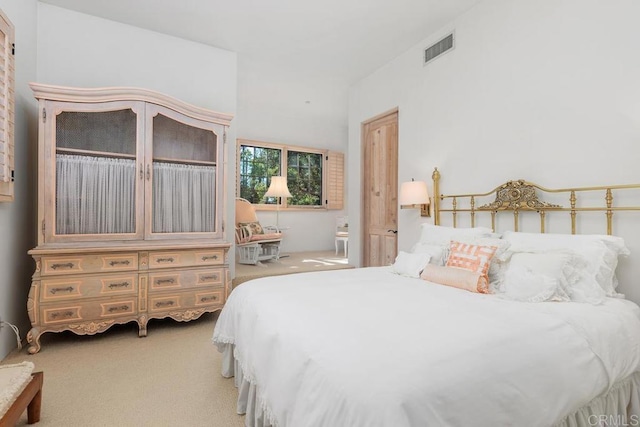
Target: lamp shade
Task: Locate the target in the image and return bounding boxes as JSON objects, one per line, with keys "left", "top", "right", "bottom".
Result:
{"left": 399, "top": 180, "right": 429, "bottom": 205}
{"left": 264, "top": 176, "right": 292, "bottom": 198}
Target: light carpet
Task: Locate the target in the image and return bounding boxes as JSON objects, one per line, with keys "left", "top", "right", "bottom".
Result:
{"left": 1, "top": 313, "right": 243, "bottom": 426}
{"left": 234, "top": 250, "right": 353, "bottom": 286}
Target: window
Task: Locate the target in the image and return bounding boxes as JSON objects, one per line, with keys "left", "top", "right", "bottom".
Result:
{"left": 287, "top": 151, "right": 323, "bottom": 206}
{"left": 0, "top": 8, "right": 14, "bottom": 202}
{"left": 237, "top": 139, "right": 344, "bottom": 210}
{"left": 238, "top": 145, "right": 281, "bottom": 205}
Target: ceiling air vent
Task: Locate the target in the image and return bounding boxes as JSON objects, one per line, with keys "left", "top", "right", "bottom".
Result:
{"left": 423, "top": 33, "right": 454, "bottom": 65}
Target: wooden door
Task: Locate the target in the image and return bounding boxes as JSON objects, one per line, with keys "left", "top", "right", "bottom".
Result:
{"left": 362, "top": 110, "right": 398, "bottom": 267}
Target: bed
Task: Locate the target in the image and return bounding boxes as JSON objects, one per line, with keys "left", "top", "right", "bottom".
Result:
{"left": 213, "top": 169, "right": 640, "bottom": 426}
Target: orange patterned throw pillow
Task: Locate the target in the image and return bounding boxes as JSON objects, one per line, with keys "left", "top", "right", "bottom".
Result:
{"left": 238, "top": 221, "right": 264, "bottom": 235}
{"left": 446, "top": 241, "right": 498, "bottom": 293}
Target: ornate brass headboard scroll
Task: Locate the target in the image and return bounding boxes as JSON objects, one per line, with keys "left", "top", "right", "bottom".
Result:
{"left": 432, "top": 167, "right": 640, "bottom": 235}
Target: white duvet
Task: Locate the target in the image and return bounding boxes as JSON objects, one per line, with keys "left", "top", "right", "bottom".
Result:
{"left": 212, "top": 267, "right": 640, "bottom": 427}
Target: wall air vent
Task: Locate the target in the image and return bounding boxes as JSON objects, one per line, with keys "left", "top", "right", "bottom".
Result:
{"left": 423, "top": 33, "right": 454, "bottom": 65}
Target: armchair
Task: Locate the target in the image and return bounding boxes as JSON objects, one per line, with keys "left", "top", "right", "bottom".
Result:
{"left": 235, "top": 198, "right": 283, "bottom": 265}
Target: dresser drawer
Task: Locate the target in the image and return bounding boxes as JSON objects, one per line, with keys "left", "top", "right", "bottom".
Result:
{"left": 148, "top": 289, "right": 224, "bottom": 313}
{"left": 41, "top": 253, "right": 138, "bottom": 276}
{"left": 40, "top": 274, "right": 138, "bottom": 302}
{"left": 148, "top": 268, "right": 224, "bottom": 292}
{"left": 148, "top": 249, "right": 225, "bottom": 269}
{"left": 40, "top": 298, "right": 138, "bottom": 325}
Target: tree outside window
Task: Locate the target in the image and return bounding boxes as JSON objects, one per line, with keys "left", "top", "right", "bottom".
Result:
{"left": 287, "top": 151, "right": 322, "bottom": 206}
{"left": 239, "top": 145, "right": 280, "bottom": 204}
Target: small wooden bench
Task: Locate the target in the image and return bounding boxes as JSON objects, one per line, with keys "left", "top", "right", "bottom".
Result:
{"left": 0, "top": 371, "right": 43, "bottom": 426}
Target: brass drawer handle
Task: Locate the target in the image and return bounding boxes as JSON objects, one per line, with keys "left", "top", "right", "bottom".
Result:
{"left": 201, "top": 255, "right": 218, "bottom": 261}
{"left": 51, "top": 262, "right": 74, "bottom": 270}
{"left": 50, "top": 286, "right": 74, "bottom": 294}
{"left": 109, "top": 260, "right": 131, "bottom": 266}
{"left": 156, "top": 278, "right": 175, "bottom": 285}
{"left": 200, "top": 275, "right": 218, "bottom": 282}
{"left": 108, "top": 282, "right": 130, "bottom": 289}
{"left": 155, "top": 301, "right": 175, "bottom": 308}
{"left": 156, "top": 257, "right": 175, "bottom": 263}
{"left": 200, "top": 296, "right": 217, "bottom": 303}
{"left": 50, "top": 310, "right": 74, "bottom": 320}
{"left": 108, "top": 305, "right": 130, "bottom": 313}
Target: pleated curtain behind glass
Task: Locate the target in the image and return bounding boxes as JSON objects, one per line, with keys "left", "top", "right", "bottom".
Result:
{"left": 56, "top": 154, "right": 136, "bottom": 234}
{"left": 152, "top": 162, "right": 216, "bottom": 233}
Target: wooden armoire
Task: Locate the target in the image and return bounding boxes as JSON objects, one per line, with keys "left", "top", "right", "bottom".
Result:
{"left": 27, "top": 83, "right": 233, "bottom": 354}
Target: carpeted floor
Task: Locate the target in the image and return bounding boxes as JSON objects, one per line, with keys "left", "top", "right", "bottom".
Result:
{"left": 1, "top": 312, "right": 243, "bottom": 426}
{"left": 234, "top": 250, "right": 354, "bottom": 286}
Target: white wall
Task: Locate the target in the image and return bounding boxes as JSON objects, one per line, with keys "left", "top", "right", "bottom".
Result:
{"left": 36, "top": 2, "right": 350, "bottom": 259}
{"left": 37, "top": 3, "right": 239, "bottom": 267}
{"left": 348, "top": 0, "right": 640, "bottom": 302}
{"left": 37, "top": 4, "right": 237, "bottom": 113}
{"left": 237, "top": 56, "right": 348, "bottom": 252}
{"left": 0, "top": 0, "right": 38, "bottom": 360}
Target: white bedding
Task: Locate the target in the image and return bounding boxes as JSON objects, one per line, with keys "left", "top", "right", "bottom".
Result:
{"left": 212, "top": 267, "right": 640, "bottom": 427}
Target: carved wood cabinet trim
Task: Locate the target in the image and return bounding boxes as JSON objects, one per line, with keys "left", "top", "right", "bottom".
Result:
{"left": 27, "top": 84, "right": 233, "bottom": 354}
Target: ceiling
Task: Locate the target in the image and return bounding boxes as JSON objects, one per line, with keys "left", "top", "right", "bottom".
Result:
{"left": 40, "top": 0, "right": 481, "bottom": 86}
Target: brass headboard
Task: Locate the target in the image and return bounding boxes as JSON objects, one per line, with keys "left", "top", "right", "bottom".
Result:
{"left": 432, "top": 168, "right": 640, "bottom": 235}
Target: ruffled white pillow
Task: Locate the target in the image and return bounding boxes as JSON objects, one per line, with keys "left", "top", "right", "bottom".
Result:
{"left": 391, "top": 251, "right": 431, "bottom": 278}
{"left": 502, "top": 231, "right": 629, "bottom": 297}
{"left": 500, "top": 251, "right": 605, "bottom": 304}
{"left": 501, "top": 264, "right": 570, "bottom": 303}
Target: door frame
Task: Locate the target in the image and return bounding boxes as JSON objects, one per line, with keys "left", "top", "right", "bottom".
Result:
{"left": 360, "top": 107, "right": 399, "bottom": 266}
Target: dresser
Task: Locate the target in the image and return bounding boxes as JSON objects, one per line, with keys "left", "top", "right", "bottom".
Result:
{"left": 27, "top": 84, "right": 233, "bottom": 354}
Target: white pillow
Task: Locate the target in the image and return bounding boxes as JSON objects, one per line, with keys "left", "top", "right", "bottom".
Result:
{"left": 502, "top": 265, "right": 570, "bottom": 303}
{"left": 502, "top": 231, "right": 629, "bottom": 297}
{"left": 500, "top": 252, "right": 574, "bottom": 302}
{"left": 418, "top": 223, "right": 494, "bottom": 246}
{"left": 391, "top": 251, "right": 431, "bottom": 278}
{"left": 501, "top": 252, "right": 606, "bottom": 304}
{"left": 410, "top": 242, "right": 446, "bottom": 266}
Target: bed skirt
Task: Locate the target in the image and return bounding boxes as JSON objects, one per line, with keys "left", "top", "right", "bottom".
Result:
{"left": 220, "top": 343, "right": 277, "bottom": 427}
{"left": 218, "top": 343, "right": 640, "bottom": 427}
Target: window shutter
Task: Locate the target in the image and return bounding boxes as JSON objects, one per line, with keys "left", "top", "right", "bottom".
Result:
{"left": 325, "top": 151, "right": 344, "bottom": 210}
{"left": 0, "top": 8, "right": 14, "bottom": 202}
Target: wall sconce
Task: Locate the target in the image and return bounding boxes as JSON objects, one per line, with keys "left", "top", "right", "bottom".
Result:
{"left": 399, "top": 179, "right": 430, "bottom": 217}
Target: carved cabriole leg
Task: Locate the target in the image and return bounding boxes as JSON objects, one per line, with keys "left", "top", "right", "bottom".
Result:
{"left": 27, "top": 328, "right": 42, "bottom": 354}
{"left": 26, "top": 281, "right": 41, "bottom": 353}
{"left": 138, "top": 315, "right": 148, "bottom": 337}
{"left": 27, "top": 282, "right": 39, "bottom": 326}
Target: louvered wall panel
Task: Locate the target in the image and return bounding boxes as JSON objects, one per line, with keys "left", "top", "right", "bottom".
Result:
{"left": 326, "top": 151, "right": 344, "bottom": 210}
{"left": 0, "top": 8, "right": 13, "bottom": 202}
